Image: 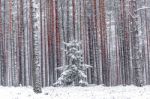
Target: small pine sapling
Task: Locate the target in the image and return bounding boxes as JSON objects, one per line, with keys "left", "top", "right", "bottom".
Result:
{"left": 53, "top": 40, "right": 91, "bottom": 87}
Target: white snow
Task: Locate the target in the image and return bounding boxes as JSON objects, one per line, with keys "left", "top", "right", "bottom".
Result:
{"left": 136, "top": 6, "right": 150, "bottom": 12}
{"left": 0, "top": 85, "right": 150, "bottom": 99}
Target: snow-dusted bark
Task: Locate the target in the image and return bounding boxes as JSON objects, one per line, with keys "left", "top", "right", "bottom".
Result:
{"left": 11, "top": 0, "right": 19, "bottom": 86}
{"left": 0, "top": 0, "right": 3, "bottom": 85}
{"left": 129, "top": 0, "right": 143, "bottom": 87}
{"left": 31, "top": 0, "right": 42, "bottom": 93}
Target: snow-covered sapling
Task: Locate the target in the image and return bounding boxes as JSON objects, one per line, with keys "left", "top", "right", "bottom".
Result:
{"left": 53, "top": 40, "right": 91, "bottom": 87}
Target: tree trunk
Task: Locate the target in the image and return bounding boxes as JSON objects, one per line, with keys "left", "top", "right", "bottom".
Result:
{"left": 31, "top": 0, "right": 42, "bottom": 93}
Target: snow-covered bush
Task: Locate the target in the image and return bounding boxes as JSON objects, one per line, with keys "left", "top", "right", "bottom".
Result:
{"left": 53, "top": 40, "right": 91, "bottom": 87}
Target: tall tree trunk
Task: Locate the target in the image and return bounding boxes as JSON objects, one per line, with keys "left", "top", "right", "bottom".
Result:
{"left": 129, "top": 0, "right": 143, "bottom": 87}
{"left": 31, "top": 0, "right": 42, "bottom": 93}
{"left": 99, "top": 0, "right": 109, "bottom": 86}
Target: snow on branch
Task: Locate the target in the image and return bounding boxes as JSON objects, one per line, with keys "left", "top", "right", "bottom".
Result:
{"left": 136, "top": 6, "right": 150, "bottom": 12}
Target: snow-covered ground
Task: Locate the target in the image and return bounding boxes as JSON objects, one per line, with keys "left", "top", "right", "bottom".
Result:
{"left": 0, "top": 85, "right": 150, "bottom": 99}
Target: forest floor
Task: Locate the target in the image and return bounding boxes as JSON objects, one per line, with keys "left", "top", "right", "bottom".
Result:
{"left": 0, "top": 85, "right": 150, "bottom": 99}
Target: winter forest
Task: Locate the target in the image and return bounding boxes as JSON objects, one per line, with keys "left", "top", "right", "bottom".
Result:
{"left": 0, "top": 0, "right": 150, "bottom": 98}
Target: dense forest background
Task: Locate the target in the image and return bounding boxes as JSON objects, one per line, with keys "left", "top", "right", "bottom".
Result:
{"left": 0, "top": 0, "right": 150, "bottom": 88}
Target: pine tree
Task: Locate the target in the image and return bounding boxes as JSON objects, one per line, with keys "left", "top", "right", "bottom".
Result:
{"left": 31, "top": 0, "right": 42, "bottom": 93}
{"left": 53, "top": 40, "right": 91, "bottom": 86}
{"left": 129, "top": 0, "right": 143, "bottom": 87}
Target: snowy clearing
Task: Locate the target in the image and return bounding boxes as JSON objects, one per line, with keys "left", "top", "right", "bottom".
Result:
{"left": 0, "top": 85, "right": 150, "bottom": 99}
